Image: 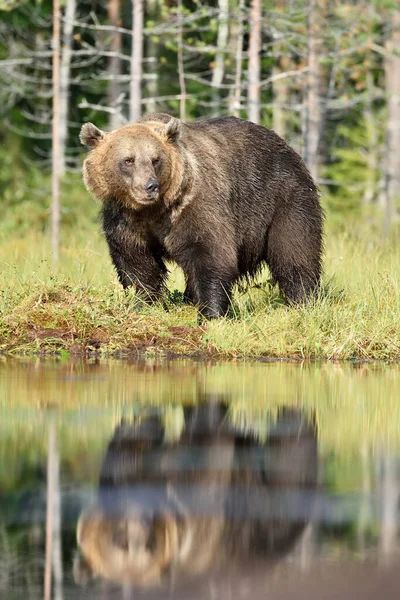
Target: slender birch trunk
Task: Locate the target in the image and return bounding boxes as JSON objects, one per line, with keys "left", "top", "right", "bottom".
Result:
{"left": 304, "top": 0, "right": 323, "bottom": 182}
{"left": 272, "top": 0, "right": 289, "bottom": 138}
{"left": 363, "top": 72, "right": 378, "bottom": 205}
{"left": 144, "top": 0, "right": 159, "bottom": 114}
{"left": 383, "top": 10, "right": 400, "bottom": 236}
{"left": 59, "top": 0, "right": 76, "bottom": 174}
{"left": 130, "top": 0, "right": 143, "bottom": 122}
{"left": 108, "top": 0, "right": 124, "bottom": 128}
{"left": 52, "top": 0, "right": 61, "bottom": 265}
{"left": 230, "top": 0, "right": 244, "bottom": 117}
{"left": 211, "top": 0, "right": 229, "bottom": 116}
{"left": 177, "top": 0, "right": 186, "bottom": 121}
{"left": 247, "top": 0, "right": 261, "bottom": 124}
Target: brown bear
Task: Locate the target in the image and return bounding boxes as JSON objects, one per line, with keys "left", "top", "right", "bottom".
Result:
{"left": 80, "top": 114, "right": 323, "bottom": 318}
{"left": 73, "top": 402, "right": 317, "bottom": 593}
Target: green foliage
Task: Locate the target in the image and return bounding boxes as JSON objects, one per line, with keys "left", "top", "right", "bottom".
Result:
{"left": 0, "top": 0, "right": 396, "bottom": 230}
{"left": 0, "top": 130, "right": 99, "bottom": 236}
{"left": 322, "top": 111, "right": 384, "bottom": 224}
{"left": 0, "top": 0, "right": 26, "bottom": 10}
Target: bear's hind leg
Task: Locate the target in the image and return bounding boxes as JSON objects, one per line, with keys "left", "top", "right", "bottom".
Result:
{"left": 266, "top": 208, "right": 323, "bottom": 303}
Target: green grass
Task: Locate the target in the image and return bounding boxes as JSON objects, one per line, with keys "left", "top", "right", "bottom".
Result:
{"left": 1, "top": 221, "right": 399, "bottom": 359}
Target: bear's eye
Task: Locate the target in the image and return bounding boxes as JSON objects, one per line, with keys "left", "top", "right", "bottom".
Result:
{"left": 152, "top": 158, "right": 160, "bottom": 168}
{"left": 124, "top": 158, "right": 134, "bottom": 167}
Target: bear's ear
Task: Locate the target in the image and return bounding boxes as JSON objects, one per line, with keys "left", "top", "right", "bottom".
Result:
{"left": 80, "top": 123, "right": 106, "bottom": 149}
{"left": 156, "top": 117, "right": 181, "bottom": 143}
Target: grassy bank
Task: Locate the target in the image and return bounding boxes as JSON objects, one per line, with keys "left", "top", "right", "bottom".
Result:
{"left": 1, "top": 222, "right": 399, "bottom": 359}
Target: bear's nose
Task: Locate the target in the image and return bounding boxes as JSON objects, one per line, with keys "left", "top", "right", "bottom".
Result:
{"left": 144, "top": 179, "right": 159, "bottom": 195}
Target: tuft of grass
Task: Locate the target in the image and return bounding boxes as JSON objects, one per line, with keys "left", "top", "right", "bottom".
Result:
{"left": 0, "top": 224, "right": 399, "bottom": 359}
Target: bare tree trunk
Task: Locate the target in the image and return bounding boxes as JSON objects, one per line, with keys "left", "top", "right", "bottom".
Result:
{"left": 248, "top": 0, "right": 261, "bottom": 124}
{"left": 383, "top": 10, "right": 400, "bottom": 237}
{"left": 363, "top": 72, "right": 379, "bottom": 205}
{"left": 211, "top": 0, "right": 229, "bottom": 117}
{"left": 303, "top": 0, "right": 323, "bottom": 182}
{"left": 230, "top": 0, "right": 244, "bottom": 117}
{"left": 361, "top": 11, "right": 379, "bottom": 206}
{"left": 177, "top": 0, "right": 186, "bottom": 121}
{"left": 108, "top": 0, "right": 124, "bottom": 128}
{"left": 59, "top": 0, "right": 76, "bottom": 174}
{"left": 130, "top": 0, "right": 143, "bottom": 122}
{"left": 144, "top": 0, "right": 158, "bottom": 114}
{"left": 272, "top": 0, "right": 289, "bottom": 138}
{"left": 52, "top": 0, "right": 61, "bottom": 265}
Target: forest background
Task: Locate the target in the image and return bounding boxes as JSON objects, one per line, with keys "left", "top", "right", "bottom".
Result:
{"left": 0, "top": 0, "right": 399, "bottom": 359}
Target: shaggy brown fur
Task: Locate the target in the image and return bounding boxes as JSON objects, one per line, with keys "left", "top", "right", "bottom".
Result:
{"left": 80, "top": 114, "right": 323, "bottom": 318}
{"left": 74, "top": 404, "right": 317, "bottom": 589}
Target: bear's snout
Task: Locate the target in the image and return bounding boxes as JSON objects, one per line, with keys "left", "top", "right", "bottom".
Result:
{"left": 144, "top": 178, "right": 159, "bottom": 197}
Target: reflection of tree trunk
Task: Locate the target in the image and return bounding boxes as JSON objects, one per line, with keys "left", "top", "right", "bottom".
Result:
{"left": 59, "top": 0, "right": 76, "bottom": 174}
{"left": 363, "top": 72, "right": 378, "bottom": 205}
{"left": 108, "top": 0, "right": 124, "bottom": 128}
{"left": 123, "top": 584, "right": 133, "bottom": 599}
{"left": 357, "top": 444, "right": 371, "bottom": 551}
{"left": 272, "top": 0, "right": 289, "bottom": 138}
{"left": 383, "top": 11, "right": 400, "bottom": 236}
{"left": 52, "top": 0, "right": 61, "bottom": 265}
{"left": 379, "top": 452, "right": 399, "bottom": 564}
{"left": 144, "top": 0, "right": 158, "bottom": 114}
{"left": 211, "top": 0, "right": 229, "bottom": 117}
{"left": 130, "top": 0, "right": 143, "bottom": 122}
{"left": 298, "top": 522, "right": 315, "bottom": 571}
{"left": 304, "top": 0, "right": 324, "bottom": 182}
{"left": 248, "top": 0, "right": 261, "bottom": 124}
{"left": 44, "top": 422, "right": 63, "bottom": 600}
{"left": 52, "top": 428, "right": 63, "bottom": 600}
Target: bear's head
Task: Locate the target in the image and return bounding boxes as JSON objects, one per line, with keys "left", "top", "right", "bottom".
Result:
{"left": 74, "top": 505, "right": 184, "bottom": 586}
{"left": 80, "top": 118, "right": 183, "bottom": 210}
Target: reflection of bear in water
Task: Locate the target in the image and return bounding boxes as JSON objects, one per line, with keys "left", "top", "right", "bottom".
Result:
{"left": 74, "top": 403, "right": 317, "bottom": 593}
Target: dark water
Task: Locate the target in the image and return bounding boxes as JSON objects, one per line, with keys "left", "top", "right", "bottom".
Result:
{"left": 1, "top": 358, "right": 400, "bottom": 599}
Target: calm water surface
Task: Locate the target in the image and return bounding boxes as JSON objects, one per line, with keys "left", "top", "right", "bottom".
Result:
{"left": 1, "top": 358, "right": 400, "bottom": 599}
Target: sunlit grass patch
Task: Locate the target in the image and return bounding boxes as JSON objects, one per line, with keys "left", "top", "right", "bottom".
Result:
{"left": 0, "top": 224, "right": 399, "bottom": 359}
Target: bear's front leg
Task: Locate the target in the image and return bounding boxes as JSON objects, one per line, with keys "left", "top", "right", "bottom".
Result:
{"left": 184, "top": 253, "right": 238, "bottom": 319}
{"left": 102, "top": 203, "right": 167, "bottom": 300}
